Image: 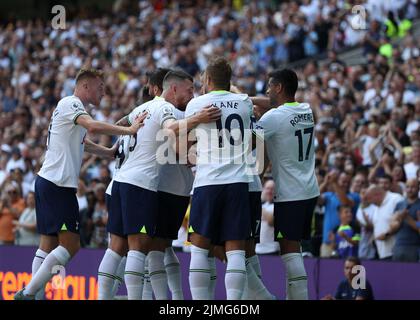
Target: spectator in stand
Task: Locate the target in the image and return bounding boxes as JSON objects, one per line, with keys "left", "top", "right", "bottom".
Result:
{"left": 89, "top": 184, "right": 108, "bottom": 249}
{"left": 350, "top": 173, "right": 368, "bottom": 194}
{"left": 365, "top": 185, "right": 404, "bottom": 260}
{"left": 391, "top": 179, "right": 420, "bottom": 262}
{"left": 356, "top": 187, "right": 378, "bottom": 260}
{"left": 330, "top": 205, "right": 360, "bottom": 259}
{"left": 318, "top": 171, "right": 360, "bottom": 257}
{"left": 13, "top": 191, "right": 39, "bottom": 246}
{"left": 6, "top": 147, "right": 25, "bottom": 173}
{"left": 0, "top": 183, "right": 25, "bottom": 244}
{"left": 363, "top": 20, "right": 383, "bottom": 57}
{"left": 322, "top": 257, "right": 374, "bottom": 300}
{"left": 77, "top": 178, "right": 88, "bottom": 213}
{"left": 79, "top": 191, "right": 96, "bottom": 248}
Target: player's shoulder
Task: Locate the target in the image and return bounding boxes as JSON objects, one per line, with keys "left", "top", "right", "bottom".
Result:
{"left": 155, "top": 98, "right": 175, "bottom": 109}
{"left": 130, "top": 103, "right": 146, "bottom": 116}
{"left": 274, "top": 102, "right": 313, "bottom": 117}
{"left": 297, "top": 102, "right": 311, "bottom": 110}
{"left": 58, "top": 95, "right": 85, "bottom": 111}
{"left": 153, "top": 99, "right": 176, "bottom": 116}
{"left": 260, "top": 107, "right": 280, "bottom": 121}
{"left": 185, "top": 94, "right": 209, "bottom": 113}
{"left": 208, "top": 91, "right": 250, "bottom": 102}
{"left": 131, "top": 98, "right": 166, "bottom": 114}
{"left": 189, "top": 94, "right": 211, "bottom": 105}
{"left": 283, "top": 102, "right": 312, "bottom": 111}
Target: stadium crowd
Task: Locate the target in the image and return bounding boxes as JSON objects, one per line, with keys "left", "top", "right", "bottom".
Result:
{"left": 0, "top": 0, "right": 420, "bottom": 262}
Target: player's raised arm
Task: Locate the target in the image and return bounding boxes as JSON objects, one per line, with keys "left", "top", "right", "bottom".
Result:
{"left": 84, "top": 138, "right": 117, "bottom": 159}
{"left": 250, "top": 96, "right": 271, "bottom": 110}
{"left": 76, "top": 113, "right": 146, "bottom": 136}
{"left": 162, "top": 105, "right": 220, "bottom": 156}
{"left": 162, "top": 105, "right": 221, "bottom": 135}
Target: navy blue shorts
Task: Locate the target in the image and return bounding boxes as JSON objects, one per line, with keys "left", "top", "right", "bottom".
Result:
{"left": 111, "top": 181, "right": 158, "bottom": 236}
{"left": 35, "top": 175, "right": 79, "bottom": 236}
{"left": 274, "top": 197, "right": 318, "bottom": 241}
{"left": 249, "top": 192, "right": 262, "bottom": 243}
{"left": 106, "top": 193, "right": 127, "bottom": 238}
{"left": 189, "top": 183, "right": 251, "bottom": 243}
{"left": 155, "top": 191, "right": 190, "bottom": 240}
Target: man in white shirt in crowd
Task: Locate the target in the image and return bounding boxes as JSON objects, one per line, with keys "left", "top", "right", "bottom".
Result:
{"left": 365, "top": 184, "right": 405, "bottom": 260}
{"left": 356, "top": 187, "right": 377, "bottom": 260}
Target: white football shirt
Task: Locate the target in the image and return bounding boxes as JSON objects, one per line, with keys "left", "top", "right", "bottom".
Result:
{"left": 114, "top": 96, "right": 176, "bottom": 191}
{"left": 38, "top": 95, "right": 88, "bottom": 188}
{"left": 372, "top": 191, "right": 405, "bottom": 259}
{"left": 157, "top": 108, "right": 194, "bottom": 197}
{"left": 257, "top": 102, "right": 320, "bottom": 202}
{"left": 185, "top": 91, "right": 253, "bottom": 188}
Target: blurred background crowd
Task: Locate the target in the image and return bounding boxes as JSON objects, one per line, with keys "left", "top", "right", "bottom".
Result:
{"left": 0, "top": 0, "right": 419, "bottom": 263}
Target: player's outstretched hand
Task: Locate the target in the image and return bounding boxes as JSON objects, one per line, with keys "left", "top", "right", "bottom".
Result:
{"left": 197, "top": 105, "right": 221, "bottom": 123}
{"left": 128, "top": 111, "right": 148, "bottom": 135}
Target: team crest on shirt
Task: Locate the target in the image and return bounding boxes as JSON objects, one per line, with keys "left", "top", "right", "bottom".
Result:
{"left": 162, "top": 106, "right": 174, "bottom": 118}
{"left": 143, "top": 108, "right": 151, "bottom": 119}
{"left": 72, "top": 102, "right": 84, "bottom": 112}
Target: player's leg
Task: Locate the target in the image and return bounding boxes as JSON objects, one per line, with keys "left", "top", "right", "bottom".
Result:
{"left": 121, "top": 182, "right": 156, "bottom": 300}
{"left": 98, "top": 190, "right": 128, "bottom": 300}
{"left": 158, "top": 192, "right": 190, "bottom": 300}
{"left": 207, "top": 244, "right": 225, "bottom": 299}
{"left": 17, "top": 176, "right": 58, "bottom": 299}
{"left": 224, "top": 240, "right": 247, "bottom": 300}
{"left": 207, "top": 247, "right": 217, "bottom": 300}
{"left": 148, "top": 237, "right": 169, "bottom": 300}
{"left": 243, "top": 191, "right": 274, "bottom": 300}
{"left": 189, "top": 233, "right": 212, "bottom": 300}
{"left": 222, "top": 183, "right": 251, "bottom": 300}
{"left": 279, "top": 238, "right": 306, "bottom": 300}
{"left": 125, "top": 233, "right": 152, "bottom": 300}
{"left": 23, "top": 230, "right": 79, "bottom": 298}
{"left": 17, "top": 177, "right": 80, "bottom": 299}
{"left": 111, "top": 254, "right": 127, "bottom": 298}
{"left": 188, "top": 185, "right": 220, "bottom": 300}
{"left": 276, "top": 197, "right": 317, "bottom": 300}
{"left": 147, "top": 191, "right": 184, "bottom": 300}
{"left": 32, "top": 235, "right": 59, "bottom": 300}
{"left": 244, "top": 240, "right": 275, "bottom": 299}
{"left": 163, "top": 242, "right": 184, "bottom": 300}
{"left": 98, "top": 234, "right": 128, "bottom": 300}
{"left": 142, "top": 254, "right": 153, "bottom": 300}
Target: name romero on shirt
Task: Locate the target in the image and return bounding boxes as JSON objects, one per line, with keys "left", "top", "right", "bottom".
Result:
{"left": 290, "top": 113, "right": 314, "bottom": 127}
